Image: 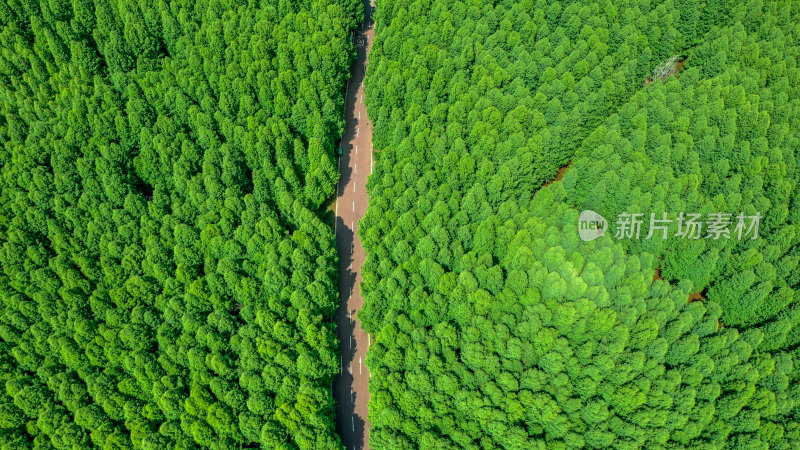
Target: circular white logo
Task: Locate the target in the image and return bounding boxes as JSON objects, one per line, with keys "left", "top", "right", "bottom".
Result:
{"left": 579, "top": 210, "right": 609, "bottom": 241}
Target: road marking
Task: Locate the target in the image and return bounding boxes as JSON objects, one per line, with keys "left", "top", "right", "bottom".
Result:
{"left": 352, "top": 201, "right": 355, "bottom": 212}
{"left": 368, "top": 334, "right": 371, "bottom": 346}
{"left": 359, "top": 357, "right": 362, "bottom": 375}
{"left": 354, "top": 163, "right": 357, "bottom": 174}
{"left": 349, "top": 335, "right": 352, "bottom": 349}
{"left": 351, "top": 221, "right": 354, "bottom": 232}
{"left": 358, "top": 111, "right": 361, "bottom": 120}
{"left": 351, "top": 416, "right": 354, "bottom": 432}
{"left": 353, "top": 183, "right": 355, "bottom": 193}
{"left": 356, "top": 144, "right": 358, "bottom": 154}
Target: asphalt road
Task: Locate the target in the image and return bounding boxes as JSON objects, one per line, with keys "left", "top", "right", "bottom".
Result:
{"left": 334, "top": 1, "right": 375, "bottom": 448}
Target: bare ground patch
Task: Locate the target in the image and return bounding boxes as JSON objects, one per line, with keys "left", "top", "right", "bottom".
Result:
{"left": 543, "top": 160, "right": 572, "bottom": 188}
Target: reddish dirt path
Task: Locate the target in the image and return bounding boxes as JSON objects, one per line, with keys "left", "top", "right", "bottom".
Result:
{"left": 334, "top": 1, "right": 374, "bottom": 448}
{"left": 543, "top": 160, "right": 572, "bottom": 188}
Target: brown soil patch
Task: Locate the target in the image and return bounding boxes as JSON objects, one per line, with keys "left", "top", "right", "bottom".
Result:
{"left": 687, "top": 290, "right": 705, "bottom": 304}
{"left": 651, "top": 270, "right": 715, "bottom": 320}
{"left": 543, "top": 160, "right": 572, "bottom": 187}
{"left": 645, "top": 56, "right": 686, "bottom": 85}
{"left": 653, "top": 268, "right": 663, "bottom": 281}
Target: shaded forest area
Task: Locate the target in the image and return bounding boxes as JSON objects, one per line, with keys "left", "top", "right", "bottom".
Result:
{"left": 0, "top": 0, "right": 362, "bottom": 448}
{"left": 361, "top": 0, "right": 800, "bottom": 448}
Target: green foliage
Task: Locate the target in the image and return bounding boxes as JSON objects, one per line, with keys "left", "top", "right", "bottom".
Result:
{"left": 0, "top": 0, "right": 361, "bottom": 447}
{"left": 361, "top": 0, "right": 800, "bottom": 447}
{"left": 561, "top": 2, "right": 800, "bottom": 328}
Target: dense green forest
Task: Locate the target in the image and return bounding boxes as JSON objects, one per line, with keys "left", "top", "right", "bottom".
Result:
{"left": 561, "top": 9, "right": 800, "bottom": 330}
{"left": 361, "top": 0, "right": 800, "bottom": 447}
{"left": 0, "top": 0, "right": 361, "bottom": 447}
{"left": 2, "top": 0, "right": 799, "bottom": 448}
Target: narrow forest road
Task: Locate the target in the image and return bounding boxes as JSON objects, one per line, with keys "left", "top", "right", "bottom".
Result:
{"left": 333, "top": 0, "right": 374, "bottom": 448}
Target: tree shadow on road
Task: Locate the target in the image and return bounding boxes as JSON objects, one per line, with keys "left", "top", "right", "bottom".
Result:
{"left": 333, "top": 218, "right": 368, "bottom": 449}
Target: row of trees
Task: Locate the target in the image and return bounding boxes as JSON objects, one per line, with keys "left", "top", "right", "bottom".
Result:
{"left": 0, "top": 0, "right": 361, "bottom": 447}
{"left": 360, "top": 0, "right": 800, "bottom": 447}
